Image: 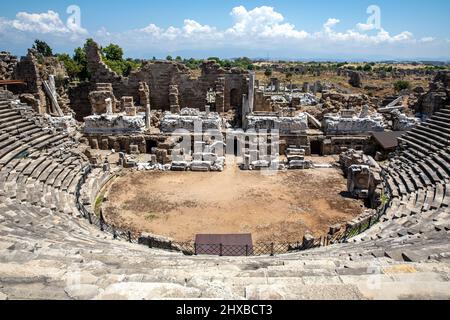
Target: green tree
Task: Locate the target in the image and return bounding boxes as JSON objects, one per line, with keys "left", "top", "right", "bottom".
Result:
{"left": 264, "top": 68, "right": 273, "bottom": 78}
{"left": 394, "top": 80, "right": 411, "bottom": 92}
{"left": 185, "top": 58, "right": 201, "bottom": 69}
{"left": 166, "top": 55, "right": 173, "bottom": 61}
{"left": 32, "top": 39, "right": 53, "bottom": 57}
{"left": 363, "top": 64, "right": 373, "bottom": 72}
{"left": 98, "top": 43, "right": 141, "bottom": 76}
{"left": 221, "top": 60, "right": 232, "bottom": 68}
{"left": 123, "top": 58, "right": 141, "bottom": 76}
{"left": 208, "top": 57, "right": 221, "bottom": 64}
{"left": 57, "top": 53, "right": 81, "bottom": 79}
{"left": 102, "top": 43, "right": 124, "bottom": 61}
{"left": 74, "top": 45, "right": 90, "bottom": 81}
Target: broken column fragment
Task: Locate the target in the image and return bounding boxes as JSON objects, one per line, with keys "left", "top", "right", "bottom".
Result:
{"left": 121, "top": 96, "right": 137, "bottom": 116}
{"left": 89, "top": 83, "right": 117, "bottom": 114}
{"left": 169, "top": 84, "right": 180, "bottom": 114}
{"left": 138, "top": 81, "right": 151, "bottom": 130}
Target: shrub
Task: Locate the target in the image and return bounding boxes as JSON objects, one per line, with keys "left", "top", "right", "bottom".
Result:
{"left": 394, "top": 80, "right": 411, "bottom": 92}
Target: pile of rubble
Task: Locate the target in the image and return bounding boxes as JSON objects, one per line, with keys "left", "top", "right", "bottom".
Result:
{"left": 246, "top": 112, "right": 308, "bottom": 134}
{"left": 45, "top": 114, "right": 78, "bottom": 133}
{"left": 415, "top": 71, "right": 450, "bottom": 117}
{"left": 321, "top": 92, "right": 376, "bottom": 112}
{"left": 339, "top": 149, "right": 383, "bottom": 206}
{"left": 0, "top": 51, "right": 18, "bottom": 80}
{"left": 377, "top": 96, "right": 421, "bottom": 131}
{"left": 295, "top": 93, "right": 318, "bottom": 106}
{"left": 160, "top": 108, "right": 224, "bottom": 133}
{"left": 285, "top": 147, "right": 313, "bottom": 170}
{"left": 323, "top": 107, "right": 385, "bottom": 135}
{"left": 391, "top": 110, "right": 421, "bottom": 131}
{"left": 84, "top": 113, "right": 146, "bottom": 134}
{"left": 171, "top": 153, "right": 226, "bottom": 172}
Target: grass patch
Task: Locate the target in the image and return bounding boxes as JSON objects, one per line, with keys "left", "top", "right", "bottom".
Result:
{"left": 145, "top": 213, "right": 158, "bottom": 221}
{"left": 94, "top": 195, "right": 103, "bottom": 215}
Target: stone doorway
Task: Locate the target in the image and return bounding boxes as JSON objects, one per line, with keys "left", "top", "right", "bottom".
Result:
{"left": 146, "top": 139, "right": 158, "bottom": 154}
{"left": 310, "top": 140, "right": 322, "bottom": 156}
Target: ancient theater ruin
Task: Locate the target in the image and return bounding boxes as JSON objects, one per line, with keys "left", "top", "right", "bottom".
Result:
{"left": 0, "top": 40, "right": 450, "bottom": 299}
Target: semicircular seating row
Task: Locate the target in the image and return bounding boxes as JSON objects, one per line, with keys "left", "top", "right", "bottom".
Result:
{"left": 0, "top": 89, "right": 449, "bottom": 300}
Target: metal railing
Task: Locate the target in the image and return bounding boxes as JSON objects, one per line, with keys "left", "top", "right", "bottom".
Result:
{"left": 74, "top": 165, "right": 391, "bottom": 257}
{"left": 75, "top": 165, "right": 140, "bottom": 244}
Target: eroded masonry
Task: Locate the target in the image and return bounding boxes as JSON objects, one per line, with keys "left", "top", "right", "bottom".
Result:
{"left": 1, "top": 40, "right": 450, "bottom": 299}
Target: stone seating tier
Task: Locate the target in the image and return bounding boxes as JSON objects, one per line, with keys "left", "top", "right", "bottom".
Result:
{"left": 0, "top": 95, "right": 448, "bottom": 299}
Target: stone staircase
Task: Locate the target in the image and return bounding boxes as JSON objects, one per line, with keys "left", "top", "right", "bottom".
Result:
{"left": 0, "top": 91, "right": 449, "bottom": 300}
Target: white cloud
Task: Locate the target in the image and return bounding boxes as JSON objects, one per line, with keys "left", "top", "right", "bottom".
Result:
{"left": 11, "top": 11, "right": 68, "bottom": 34}
{"left": 224, "top": 6, "right": 308, "bottom": 40}
{"left": 323, "top": 18, "right": 340, "bottom": 33}
{"left": 420, "top": 37, "right": 435, "bottom": 43}
{"left": 0, "top": 10, "right": 87, "bottom": 42}
{"left": 356, "top": 22, "right": 376, "bottom": 32}
{"left": 86, "top": 6, "right": 445, "bottom": 57}
{"left": 0, "top": 6, "right": 447, "bottom": 59}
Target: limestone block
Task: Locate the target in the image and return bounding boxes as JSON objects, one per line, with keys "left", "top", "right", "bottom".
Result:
{"left": 246, "top": 113, "right": 308, "bottom": 134}
{"left": 171, "top": 161, "right": 188, "bottom": 171}
{"left": 160, "top": 108, "right": 223, "bottom": 133}
{"left": 190, "top": 161, "right": 211, "bottom": 172}
{"left": 89, "top": 90, "right": 117, "bottom": 115}
{"left": 138, "top": 81, "right": 150, "bottom": 106}
{"left": 65, "top": 284, "right": 100, "bottom": 300}
{"left": 83, "top": 114, "right": 146, "bottom": 134}
{"left": 323, "top": 113, "right": 385, "bottom": 135}
{"left": 130, "top": 145, "right": 139, "bottom": 154}
{"left": 125, "top": 107, "right": 137, "bottom": 116}
{"left": 112, "top": 141, "right": 121, "bottom": 152}
{"left": 90, "top": 138, "right": 99, "bottom": 150}
{"left": 121, "top": 96, "right": 134, "bottom": 111}
{"left": 101, "top": 138, "right": 109, "bottom": 150}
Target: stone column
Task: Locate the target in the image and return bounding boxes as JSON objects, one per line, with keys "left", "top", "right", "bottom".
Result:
{"left": 139, "top": 81, "right": 151, "bottom": 130}
{"left": 215, "top": 77, "right": 225, "bottom": 113}
{"left": 105, "top": 98, "right": 113, "bottom": 115}
{"left": 169, "top": 84, "right": 180, "bottom": 114}
{"left": 248, "top": 71, "right": 255, "bottom": 114}
{"left": 242, "top": 94, "right": 249, "bottom": 129}
{"left": 145, "top": 104, "right": 151, "bottom": 130}
{"left": 49, "top": 75, "right": 57, "bottom": 97}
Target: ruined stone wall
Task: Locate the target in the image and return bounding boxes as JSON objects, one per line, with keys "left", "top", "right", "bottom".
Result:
{"left": 13, "top": 49, "right": 47, "bottom": 113}
{"left": 87, "top": 134, "right": 147, "bottom": 154}
{"left": 68, "top": 82, "right": 91, "bottom": 121}
{"left": 0, "top": 52, "right": 18, "bottom": 80}
{"left": 10, "top": 49, "right": 71, "bottom": 114}
{"left": 254, "top": 90, "right": 272, "bottom": 112}
{"left": 415, "top": 71, "right": 450, "bottom": 116}
{"left": 85, "top": 41, "right": 248, "bottom": 114}
{"left": 322, "top": 136, "right": 372, "bottom": 155}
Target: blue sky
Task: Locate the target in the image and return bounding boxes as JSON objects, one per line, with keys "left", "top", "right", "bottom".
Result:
{"left": 1, "top": 0, "right": 450, "bottom": 60}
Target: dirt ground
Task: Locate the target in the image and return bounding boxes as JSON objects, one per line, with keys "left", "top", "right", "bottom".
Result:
{"left": 103, "top": 160, "right": 364, "bottom": 243}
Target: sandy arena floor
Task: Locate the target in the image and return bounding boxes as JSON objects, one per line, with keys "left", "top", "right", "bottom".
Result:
{"left": 103, "top": 159, "right": 365, "bottom": 243}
